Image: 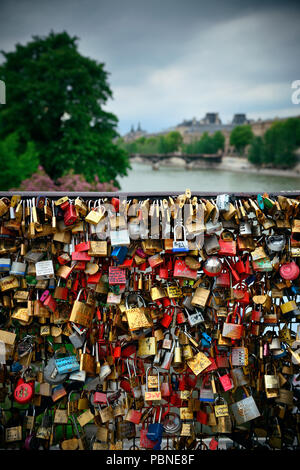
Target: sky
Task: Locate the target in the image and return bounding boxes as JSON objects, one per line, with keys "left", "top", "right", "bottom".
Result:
{"left": 1, "top": 0, "right": 300, "bottom": 135}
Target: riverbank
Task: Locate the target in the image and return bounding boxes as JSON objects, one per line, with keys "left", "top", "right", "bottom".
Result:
{"left": 130, "top": 155, "right": 300, "bottom": 179}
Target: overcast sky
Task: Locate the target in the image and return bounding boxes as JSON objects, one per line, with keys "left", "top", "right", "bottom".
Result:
{"left": 1, "top": 0, "right": 300, "bottom": 134}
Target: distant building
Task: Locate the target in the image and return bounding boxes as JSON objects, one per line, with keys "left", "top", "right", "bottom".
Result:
{"left": 122, "top": 113, "right": 300, "bottom": 156}
{"left": 123, "top": 122, "right": 147, "bottom": 142}
{"left": 232, "top": 113, "right": 250, "bottom": 125}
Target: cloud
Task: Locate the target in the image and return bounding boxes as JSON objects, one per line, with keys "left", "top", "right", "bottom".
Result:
{"left": 0, "top": 0, "right": 300, "bottom": 133}
{"left": 105, "top": 8, "right": 300, "bottom": 132}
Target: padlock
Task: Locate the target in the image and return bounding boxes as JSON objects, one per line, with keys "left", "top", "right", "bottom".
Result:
{"left": 214, "top": 396, "right": 229, "bottom": 418}
{"left": 14, "top": 375, "right": 34, "bottom": 404}
{"left": 185, "top": 307, "right": 205, "bottom": 327}
{"left": 217, "top": 370, "right": 234, "bottom": 392}
{"left": 264, "top": 363, "right": 280, "bottom": 398}
{"left": 53, "top": 278, "right": 69, "bottom": 301}
{"left": 64, "top": 200, "right": 78, "bottom": 226}
{"left": 147, "top": 407, "right": 163, "bottom": 442}
{"left": 173, "top": 223, "right": 189, "bottom": 252}
{"left": 144, "top": 366, "right": 161, "bottom": 403}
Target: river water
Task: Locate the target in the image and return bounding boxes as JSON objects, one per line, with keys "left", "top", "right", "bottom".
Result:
{"left": 118, "top": 162, "right": 300, "bottom": 192}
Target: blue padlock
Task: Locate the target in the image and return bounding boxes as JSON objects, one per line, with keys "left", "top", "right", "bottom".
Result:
{"left": 153, "top": 437, "right": 162, "bottom": 450}
{"left": 111, "top": 246, "right": 128, "bottom": 265}
{"left": 257, "top": 194, "right": 264, "bottom": 210}
{"left": 11, "top": 362, "right": 23, "bottom": 373}
{"left": 147, "top": 407, "right": 163, "bottom": 442}
{"left": 201, "top": 332, "right": 212, "bottom": 348}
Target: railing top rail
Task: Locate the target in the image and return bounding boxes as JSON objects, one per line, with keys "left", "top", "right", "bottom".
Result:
{"left": 0, "top": 191, "right": 300, "bottom": 198}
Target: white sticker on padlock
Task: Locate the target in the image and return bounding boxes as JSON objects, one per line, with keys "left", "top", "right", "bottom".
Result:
{"left": 35, "top": 260, "right": 55, "bottom": 280}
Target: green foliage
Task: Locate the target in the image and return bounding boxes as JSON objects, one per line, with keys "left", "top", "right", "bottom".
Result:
{"left": 0, "top": 132, "right": 39, "bottom": 190}
{"left": 0, "top": 31, "right": 130, "bottom": 186}
{"left": 230, "top": 125, "right": 254, "bottom": 155}
{"left": 248, "top": 136, "right": 264, "bottom": 165}
{"left": 247, "top": 117, "right": 300, "bottom": 168}
{"left": 119, "top": 131, "right": 183, "bottom": 155}
{"left": 183, "top": 131, "right": 225, "bottom": 154}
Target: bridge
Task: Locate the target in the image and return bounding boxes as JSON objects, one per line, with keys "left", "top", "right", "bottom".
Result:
{"left": 130, "top": 152, "right": 223, "bottom": 166}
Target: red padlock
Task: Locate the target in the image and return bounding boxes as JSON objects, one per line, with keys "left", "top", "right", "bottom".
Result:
{"left": 120, "top": 377, "right": 132, "bottom": 393}
{"left": 217, "top": 370, "right": 234, "bottom": 392}
{"left": 251, "top": 308, "right": 262, "bottom": 322}
{"left": 196, "top": 409, "right": 208, "bottom": 425}
{"left": 64, "top": 202, "right": 78, "bottom": 226}
{"left": 159, "top": 266, "right": 169, "bottom": 280}
{"left": 176, "top": 309, "right": 186, "bottom": 324}
{"left": 162, "top": 297, "right": 171, "bottom": 308}
{"left": 75, "top": 240, "right": 91, "bottom": 252}
{"left": 160, "top": 307, "right": 174, "bottom": 328}
{"left": 235, "top": 256, "right": 246, "bottom": 275}
{"left": 113, "top": 341, "right": 121, "bottom": 359}
{"left": 43, "top": 294, "right": 57, "bottom": 313}
{"left": 60, "top": 200, "right": 70, "bottom": 211}
{"left": 57, "top": 253, "right": 71, "bottom": 265}
{"left": 93, "top": 390, "right": 108, "bottom": 404}
{"left": 73, "top": 261, "right": 86, "bottom": 271}
{"left": 72, "top": 251, "right": 91, "bottom": 261}
{"left": 111, "top": 197, "right": 120, "bottom": 213}
{"left": 178, "top": 374, "right": 186, "bottom": 391}
{"left": 14, "top": 378, "right": 34, "bottom": 404}
{"left": 244, "top": 254, "right": 252, "bottom": 275}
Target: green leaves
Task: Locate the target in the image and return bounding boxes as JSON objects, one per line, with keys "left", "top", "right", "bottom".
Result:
{"left": 119, "top": 131, "right": 183, "bottom": 155}
{"left": 247, "top": 118, "right": 300, "bottom": 168}
{"left": 0, "top": 31, "right": 130, "bottom": 186}
{"left": 183, "top": 131, "right": 225, "bottom": 154}
{"left": 0, "top": 132, "right": 39, "bottom": 190}
{"left": 229, "top": 125, "right": 254, "bottom": 155}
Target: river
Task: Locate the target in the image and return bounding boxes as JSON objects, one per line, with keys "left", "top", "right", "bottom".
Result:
{"left": 118, "top": 162, "right": 300, "bottom": 192}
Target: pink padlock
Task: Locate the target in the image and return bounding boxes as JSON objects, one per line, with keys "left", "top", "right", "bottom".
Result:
{"left": 40, "top": 289, "right": 50, "bottom": 303}
{"left": 218, "top": 370, "right": 234, "bottom": 392}
{"left": 43, "top": 294, "right": 57, "bottom": 313}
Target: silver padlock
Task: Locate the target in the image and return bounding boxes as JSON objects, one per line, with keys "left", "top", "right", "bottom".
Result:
{"left": 239, "top": 221, "right": 252, "bottom": 236}
{"left": 173, "top": 223, "right": 189, "bottom": 253}
{"left": 0, "top": 258, "right": 11, "bottom": 273}
{"left": 69, "top": 330, "right": 86, "bottom": 349}
{"left": 204, "top": 234, "right": 220, "bottom": 255}
{"left": 216, "top": 194, "right": 230, "bottom": 212}
{"left": 24, "top": 250, "right": 44, "bottom": 263}
{"left": 69, "top": 369, "right": 86, "bottom": 382}
{"left": 153, "top": 349, "right": 162, "bottom": 365}
{"left": 252, "top": 222, "right": 262, "bottom": 237}
{"left": 185, "top": 307, "right": 205, "bottom": 327}
{"left": 10, "top": 253, "right": 27, "bottom": 276}
{"left": 206, "top": 220, "right": 223, "bottom": 235}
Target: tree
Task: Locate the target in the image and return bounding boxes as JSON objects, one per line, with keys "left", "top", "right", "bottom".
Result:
{"left": 0, "top": 31, "right": 130, "bottom": 187}
{"left": 248, "top": 136, "right": 264, "bottom": 165}
{"left": 0, "top": 132, "right": 39, "bottom": 190}
{"left": 164, "top": 131, "right": 183, "bottom": 153}
{"left": 263, "top": 119, "right": 299, "bottom": 168}
{"left": 247, "top": 117, "right": 300, "bottom": 168}
{"left": 212, "top": 131, "right": 225, "bottom": 151}
{"left": 183, "top": 131, "right": 225, "bottom": 154}
{"left": 230, "top": 125, "right": 254, "bottom": 155}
